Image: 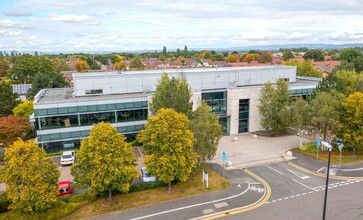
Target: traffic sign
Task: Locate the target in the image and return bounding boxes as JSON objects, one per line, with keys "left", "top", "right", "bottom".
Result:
{"left": 222, "top": 151, "right": 226, "bottom": 161}
{"left": 338, "top": 143, "right": 344, "bottom": 152}
{"left": 317, "top": 136, "right": 321, "bottom": 147}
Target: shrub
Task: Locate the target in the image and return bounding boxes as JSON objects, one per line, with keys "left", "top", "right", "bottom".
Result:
{"left": 300, "top": 142, "right": 317, "bottom": 153}
{"left": 131, "top": 140, "right": 142, "bottom": 146}
{"left": 129, "top": 181, "right": 167, "bottom": 193}
{"left": 0, "top": 192, "right": 9, "bottom": 213}
{"left": 68, "top": 194, "right": 95, "bottom": 204}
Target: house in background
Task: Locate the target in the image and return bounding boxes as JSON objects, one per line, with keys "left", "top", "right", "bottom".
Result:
{"left": 12, "top": 84, "right": 32, "bottom": 100}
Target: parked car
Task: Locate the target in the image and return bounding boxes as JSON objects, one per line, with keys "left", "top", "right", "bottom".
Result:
{"left": 58, "top": 181, "right": 72, "bottom": 196}
{"left": 60, "top": 151, "right": 75, "bottom": 165}
{"left": 140, "top": 167, "right": 156, "bottom": 182}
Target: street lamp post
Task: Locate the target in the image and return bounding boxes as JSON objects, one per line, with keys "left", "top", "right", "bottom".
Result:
{"left": 321, "top": 141, "right": 332, "bottom": 220}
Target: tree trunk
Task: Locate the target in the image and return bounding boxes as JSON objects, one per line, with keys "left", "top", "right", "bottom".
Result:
{"left": 353, "top": 146, "right": 356, "bottom": 156}
{"left": 168, "top": 182, "right": 172, "bottom": 192}
{"left": 108, "top": 189, "right": 112, "bottom": 203}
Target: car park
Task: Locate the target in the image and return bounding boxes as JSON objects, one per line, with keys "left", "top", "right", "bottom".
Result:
{"left": 140, "top": 167, "right": 156, "bottom": 182}
{"left": 60, "top": 151, "right": 76, "bottom": 165}
{"left": 58, "top": 181, "right": 72, "bottom": 196}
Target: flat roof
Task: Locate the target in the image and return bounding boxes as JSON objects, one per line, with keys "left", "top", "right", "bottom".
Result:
{"left": 35, "top": 88, "right": 149, "bottom": 105}
{"left": 35, "top": 77, "right": 318, "bottom": 105}
{"left": 74, "top": 65, "right": 295, "bottom": 78}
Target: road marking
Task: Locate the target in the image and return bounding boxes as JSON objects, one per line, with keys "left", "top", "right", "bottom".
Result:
{"left": 203, "top": 209, "right": 214, "bottom": 214}
{"left": 271, "top": 200, "right": 277, "bottom": 203}
{"left": 265, "top": 165, "right": 284, "bottom": 175}
{"left": 302, "top": 193, "right": 307, "bottom": 195}
{"left": 249, "top": 185, "right": 265, "bottom": 193}
{"left": 214, "top": 202, "right": 228, "bottom": 208}
{"left": 292, "top": 179, "right": 316, "bottom": 191}
{"left": 287, "top": 169, "right": 310, "bottom": 179}
{"left": 200, "top": 169, "right": 271, "bottom": 220}
{"left": 340, "top": 167, "right": 363, "bottom": 171}
{"left": 288, "top": 162, "right": 363, "bottom": 181}
{"left": 317, "top": 167, "right": 324, "bottom": 173}
{"left": 130, "top": 184, "right": 250, "bottom": 220}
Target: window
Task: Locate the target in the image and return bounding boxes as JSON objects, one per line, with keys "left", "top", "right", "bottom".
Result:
{"left": 85, "top": 89, "right": 103, "bottom": 95}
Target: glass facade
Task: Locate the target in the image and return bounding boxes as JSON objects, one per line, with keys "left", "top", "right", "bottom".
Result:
{"left": 202, "top": 92, "right": 227, "bottom": 116}
{"left": 290, "top": 88, "right": 314, "bottom": 96}
{"left": 238, "top": 99, "right": 249, "bottom": 133}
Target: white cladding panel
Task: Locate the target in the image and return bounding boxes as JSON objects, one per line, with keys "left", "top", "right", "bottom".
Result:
{"left": 73, "top": 66, "right": 296, "bottom": 96}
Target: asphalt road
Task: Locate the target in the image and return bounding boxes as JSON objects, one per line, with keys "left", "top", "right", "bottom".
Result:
{"left": 223, "top": 179, "right": 363, "bottom": 220}
{"left": 87, "top": 167, "right": 265, "bottom": 220}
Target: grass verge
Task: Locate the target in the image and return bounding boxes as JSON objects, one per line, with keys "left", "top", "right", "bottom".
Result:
{"left": 63, "top": 164, "right": 230, "bottom": 220}
{"left": 0, "top": 194, "right": 95, "bottom": 220}
{"left": 292, "top": 148, "right": 363, "bottom": 164}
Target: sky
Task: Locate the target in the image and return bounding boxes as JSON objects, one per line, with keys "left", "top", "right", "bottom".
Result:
{"left": 1, "top": 0, "right": 363, "bottom": 52}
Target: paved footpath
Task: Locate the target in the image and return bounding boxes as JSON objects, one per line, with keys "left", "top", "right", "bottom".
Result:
{"left": 86, "top": 164, "right": 268, "bottom": 220}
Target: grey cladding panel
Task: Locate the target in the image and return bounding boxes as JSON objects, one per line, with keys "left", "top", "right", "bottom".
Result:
{"left": 201, "top": 73, "right": 216, "bottom": 90}
{"left": 215, "top": 71, "right": 230, "bottom": 89}
{"left": 249, "top": 70, "right": 262, "bottom": 84}
{"left": 126, "top": 76, "right": 143, "bottom": 93}
{"left": 186, "top": 74, "right": 202, "bottom": 91}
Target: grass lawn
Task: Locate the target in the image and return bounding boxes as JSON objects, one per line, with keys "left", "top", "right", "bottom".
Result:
{"left": 292, "top": 148, "right": 363, "bottom": 164}
{"left": 63, "top": 164, "right": 230, "bottom": 220}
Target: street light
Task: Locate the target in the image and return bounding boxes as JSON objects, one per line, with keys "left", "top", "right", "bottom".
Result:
{"left": 321, "top": 141, "right": 332, "bottom": 220}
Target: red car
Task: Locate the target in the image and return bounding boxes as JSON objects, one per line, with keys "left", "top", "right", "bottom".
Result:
{"left": 58, "top": 181, "right": 73, "bottom": 196}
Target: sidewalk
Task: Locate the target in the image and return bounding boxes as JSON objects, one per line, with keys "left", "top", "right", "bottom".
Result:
{"left": 210, "top": 134, "right": 307, "bottom": 168}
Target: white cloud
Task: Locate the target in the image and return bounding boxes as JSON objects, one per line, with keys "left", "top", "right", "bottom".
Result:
{"left": 289, "top": 32, "right": 310, "bottom": 39}
{"left": 3, "top": 11, "right": 32, "bottom": 17}
{"left": 49, "top": 14, "right": 96, "bottom": 24}
{"left": 327, "top": 30, "right": 363, "bottom": 41}
{"left": 0, "top": 19, "right": 20, "bottom": 28}
{"left": 0, "top": 29, "right": 22, "bottom": 36}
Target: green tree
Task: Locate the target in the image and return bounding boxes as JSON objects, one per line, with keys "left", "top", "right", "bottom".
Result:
{"left": 311, "top": 91, "right": 344, "bottom": 141}
{"left": 341, "top": 92, "right": 363, "bottom": 155}
{"left": 27, "top": 72, "right": 68, "bottom": 99}
{"left": 340, "top": 48, "right": 362, "bottom": 62}
{"left": 162, "top": 46, "right": 167, "bottom": 58}
{"left": 150, "top": 73, "right": 193, "bottom": 117}
{"left": 190, "top": 102, "right": 222, "bottom": 165}
{"left": 0, "top": 115, "right": 32, "bottom": 147}
{"left": 71, "top": 122, "right": 138, "bottom": 202}
{"left": 282, "top": 51, "right": 294, "bottom": 61}
{"left": 12, "top": 100, "right": 34, "bottom": 117}
{"left": 176, "top": 48, "right": 181, "bottom": 57}
{"left": 2, "top": 139, "right": 59, "bottom": 212}
{"left": 0, "top": 59, "right": 10, "bottom": 77}
{"left": 184, "top": 45, "right": 189, "bottom": 58}
{"left": 9, "top": 54, "right": 55, "bottom": 83}
{"left": 0, "top": 81, "right": 20, "bottom": 117}
{"left": 158, "top": 54, "right": 166, "bottom": 61}
{"left": 130, "top": 56, "right": 144, "bottom": 70}
{"left": 91, "top": 62, "right": 101, "bottom": 70}
{"left": 258, "top": 79, "right": 291, "bottom": 132}
{"left": 53, "top": 57, "right": 70, "bottom": 72}
{"left": 213, "top": 52, "right": 225, "bottom": 61}
{"left": 285, "top": 59, "right": 322, "bottom": 77}
{"left": 137, "top": 108, "right": 197, "bottom": 192}
{"left": 303, "top": 49, "right": 324, "bottom": 61}
{"left": 225, "top": 54, "right": 238, "bottom": 63}
{"left": 352, "top": 56, "right": 363, "bottom": 73}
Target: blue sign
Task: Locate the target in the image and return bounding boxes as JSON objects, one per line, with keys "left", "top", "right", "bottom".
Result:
{"left": 222, "top": 151, "right": 227, "bottom": 161}
{"left": 317, "top": 136, "right": 321, "bottom": 147}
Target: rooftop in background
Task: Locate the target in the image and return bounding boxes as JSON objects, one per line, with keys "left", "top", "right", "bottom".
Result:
{"left": 12, "top": 84, "right": 32, "bottom": 95}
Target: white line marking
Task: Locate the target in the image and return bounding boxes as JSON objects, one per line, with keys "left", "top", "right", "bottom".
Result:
{"left": 278, "top": 198, "right": 283, "bottom": 201}
{"left": 287, "top": 169, "right": 310, "bottom": 179}
{"left": 302, "top": 193, "right": 307, "bottom": 195}
{"left": 296, "top": 194, "right": 301, "bottom": 197}
{"left": 317, "top": 167, "right": 324, "bottom": 173}
{"left": 284, "top": 197, "right": 289, "bottom": 200}
{"left": 340, "top": 167, "right": 363, "bottom": 171}
{"left": 271, "top": 200, "right": 277, "bottom": 203}
{"left": 292, "top": 179, "right": 316, "bottom": 191}
{"left": 130, "top": 184, "right": 251, "bottom": 220}
{"left": 265, "top": 201, "right": 270, "bottom": 204}
{"left": 290, "top": 195, "right": 295, "bottom": 198}
{"left": 265, "top": 165, "right": 284, "bottom": 175}
{"left": 214, "top": 202, "right": 228, "bottom": 208}
{"left": 203, "top": 209, "right": 214, "bottom": 214}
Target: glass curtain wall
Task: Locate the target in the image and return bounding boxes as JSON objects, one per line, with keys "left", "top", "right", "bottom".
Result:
{"left": 238, "top": 99, "right": 249, "bottom": 133}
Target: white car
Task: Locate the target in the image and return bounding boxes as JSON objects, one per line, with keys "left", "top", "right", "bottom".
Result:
{"left": 60, "top": 151, "right": 76, "bottom": 165}
{"left": 140, "top": 167, "right": 156, "bottom": 182}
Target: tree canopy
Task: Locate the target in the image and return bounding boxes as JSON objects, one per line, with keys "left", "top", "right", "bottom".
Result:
{"left": 53, "top": 57, "right": 70, "bottom": 72}
{"left": 303, "top": 49, "right": 324, "bottom": 61}
{"left": 285, "top": 59, "right": 322, "bottom": 77}
{"left": 75, "top": 60, "right": 90, "bottom": 72}
{"left": 190, "top": 102, "right": 222, "bottom": 165}
{"left": 71, "top": 122, "right": 138, "bottom": 202}
{"left": 2, "top": 139, "right": 59, "bottom": 213}
{"left": 258, "top": 79, "right": 291, "bottom": 132}
{"left": 0, "top": 59, "right": 10, "bottom": 78}
{"left": 130, "top": 56, "right": 144, "bottom": 70}
{"left": 12, "top": 100, "right": 34, "bottom": 117}
{"left": 27, "top": 72, "right": 68, "bottom": 99}
{"left": 9, "top": 54, "right": 55, "bottom": 83}
{"left": 0, "top": 115, "right": 33, "bottom": 147}
{"left": 150, "top": 73, "right": 193, "bottom": 117}
{"left": 137, "top": 108, "right": 197, "bottom": 191}
{"left": 0, "top": 81, "right": 20, "bottom": 117}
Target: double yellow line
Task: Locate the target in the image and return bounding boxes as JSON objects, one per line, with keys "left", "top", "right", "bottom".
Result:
{"left": 288, "top": 162, "right": 363, "bottom": 181}
{"left": 202, "top": 169, "right": 271, "bottom": 220}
